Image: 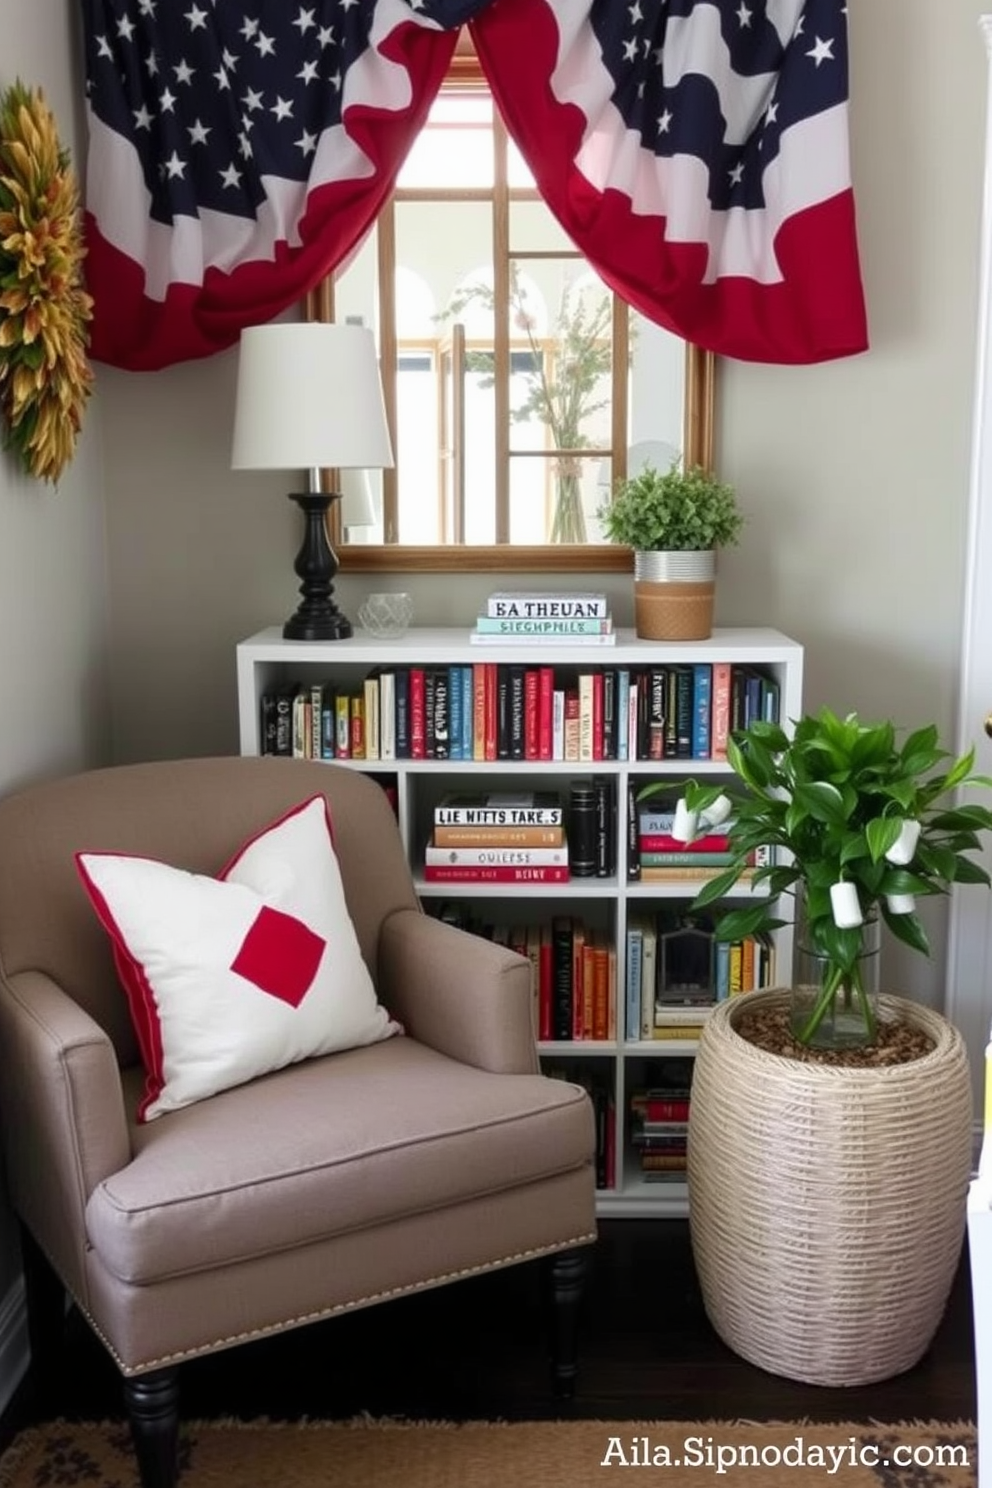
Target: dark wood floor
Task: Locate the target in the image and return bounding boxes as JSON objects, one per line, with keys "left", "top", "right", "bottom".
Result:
{"left": 2, "top": 1220, "right": 977, "bottom": 1442}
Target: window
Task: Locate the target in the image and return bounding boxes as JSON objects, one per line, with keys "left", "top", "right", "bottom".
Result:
{"left": 317, "top": 55, "right": 714, "bottom": 573}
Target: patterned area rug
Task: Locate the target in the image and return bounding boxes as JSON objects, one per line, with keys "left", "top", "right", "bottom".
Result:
{"left": 0, "top": 1418, "right": 978, "bottom": 1487}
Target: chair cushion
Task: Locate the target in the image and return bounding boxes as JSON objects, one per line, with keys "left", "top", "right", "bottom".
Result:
{"left": 75, "top": 795, "right": 399, "bottom": 1120}
{"left": 85, "top": 1037, "right": 595, "bottom": 1285}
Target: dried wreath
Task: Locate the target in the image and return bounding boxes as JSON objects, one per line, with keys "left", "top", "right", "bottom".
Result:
{"left": 0, "top": 80, "right": 94, "bottom": 484}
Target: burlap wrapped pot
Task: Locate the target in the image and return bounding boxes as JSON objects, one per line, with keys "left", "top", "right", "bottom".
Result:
{"left": 687, "top": 988, "right": 973, "bottom": 1386}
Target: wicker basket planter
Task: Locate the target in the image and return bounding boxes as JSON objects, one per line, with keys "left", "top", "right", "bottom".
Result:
{"left": 687, "top": 988, "right": 973, "bottom": 1386}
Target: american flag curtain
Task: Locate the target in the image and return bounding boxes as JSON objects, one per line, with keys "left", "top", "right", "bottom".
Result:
{"left": 80, "top": 0, "right": 867, "bottom": 371}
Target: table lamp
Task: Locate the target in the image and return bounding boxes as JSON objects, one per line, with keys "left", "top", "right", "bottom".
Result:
{"left": 231, "top": 321, "right": 393, "bottom": 640}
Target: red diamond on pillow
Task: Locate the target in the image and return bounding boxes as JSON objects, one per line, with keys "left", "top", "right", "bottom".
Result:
{"left": 230, "top": 905, "right": 325, "bottom": 1008}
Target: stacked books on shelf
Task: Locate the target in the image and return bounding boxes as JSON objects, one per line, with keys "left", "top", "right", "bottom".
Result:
{"left": 428, "top": 904, "right": 617, "bottom": 1045}
{"left": 629, "top": 1072, "right": 692, "bottom": 1183}
{"left": 258, "top": 658, "right": 780, "bottom": 765}
{"left": 424, "top": 791, "right": 570, "bottom": 885}
{"left": 627, "top": 786, "right": 772, "bottom": 883}
{"left": 471, "top": 591, "right": 616, "bottom": 646}
{"left": 624, "top": 907, "right": 778, "bottom": 1042}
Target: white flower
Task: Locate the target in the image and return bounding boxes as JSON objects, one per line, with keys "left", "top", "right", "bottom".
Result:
{"left": 671, "top": 798, "right": 699, "bottom": 844}
{"left": 885, "top": 819, "right": 921, "bottom": 866}
{"left": 830, "top": 881, "right": 864, "bottom": 928}
{"left": 700, "top": 793, "right": 734, "bottom": 829}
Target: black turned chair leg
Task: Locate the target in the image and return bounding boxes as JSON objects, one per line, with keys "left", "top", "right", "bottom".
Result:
{"left": 544, "top": 1247, "right": 589, "bottom": 1399}
{"left": 18, "top": 1223, "right": 66, "bottom": 1404}
{"left": 124, "top": 1367, "right": 181, "bottom": 1488}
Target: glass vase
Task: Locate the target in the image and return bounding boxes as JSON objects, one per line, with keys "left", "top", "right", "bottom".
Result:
{"left": 790, "top": 902, "right": 880, "bottom": 1050}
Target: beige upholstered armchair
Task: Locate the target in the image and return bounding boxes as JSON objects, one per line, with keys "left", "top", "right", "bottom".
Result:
{"left": 0, "top": 758, "right": 597, "bottom": 1488}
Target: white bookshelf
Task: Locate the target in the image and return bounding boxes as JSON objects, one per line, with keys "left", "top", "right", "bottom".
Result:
{"left": 237, "top": 625, "right": 804, "bottom": 1217}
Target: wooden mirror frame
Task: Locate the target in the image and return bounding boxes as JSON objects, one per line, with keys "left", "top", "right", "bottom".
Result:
{"left": 331, "top": 340, "right": 715, "bottom": 574}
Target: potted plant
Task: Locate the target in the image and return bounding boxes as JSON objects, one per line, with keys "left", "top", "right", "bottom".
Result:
{"left": 673, "top": 706, "right": 992, "bottom": 1387}
{"left": 597, "top": 461, "right": 743, "bottom": 640}
{"left": 681, "top": 706, "right": 992, "bottom": 1048}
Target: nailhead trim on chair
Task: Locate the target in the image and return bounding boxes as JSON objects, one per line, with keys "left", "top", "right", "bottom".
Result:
{"left": 77, "top": 1232, "right": 599, "bottom": 1375}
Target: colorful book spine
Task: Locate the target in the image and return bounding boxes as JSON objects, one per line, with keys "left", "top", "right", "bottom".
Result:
{"left": 432, "top": 824, "right": 565, "bottom": 848}
{"left": 422, "top": 865, "right": 571, "bottom": 884}
{"left": 469, "top": 631, "right": 617, "bottom": 647}
{"left": 424, "top": 844, "right": 569, "bottom": 867}
{"left": 638, "top": 865, "right": 759, "bottom": 882}
{"left": 485, "top": 592, "right": 609, "bottom": 619}
{"left": 638, "top": 850, "right": 737, "bottom": 867}
{"left": 711, "top": 661, "right": 732, "bottom": 760}
{"left": 409, "top": 668, "right": 425, "bottom": 759}
{"left": 434, "top": 798, "right": 564, "bottom": 827}
{"left": 475, "top": 616, "right": 613, "bottom": 635}
{"left": 448, "top": 664, "right": 463, "bottom": 761}
{"left": 460, "top": 665, "right": 473, "bottom": 759}
{"left": 616, "top": 669, "right": 630, "bottom": 761}
{"left": 638, "top": 836, "right": 733, "bottom": 856}
{"left": 626, "top": 925, "right": 644, "bottom": 1043}
{"left": 379, "top": 672, "right": 396, "bottom": 761}
{"left": 692, "top": 663, "right": 712, "bottom": 758}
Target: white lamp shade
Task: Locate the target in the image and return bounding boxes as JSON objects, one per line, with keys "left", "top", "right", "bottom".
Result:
{"left": 231, "top": 322, "right": 394, "bottom": 471}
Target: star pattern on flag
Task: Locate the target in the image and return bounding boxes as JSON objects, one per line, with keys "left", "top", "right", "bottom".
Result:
{"left": 86, "top": 0, "right": 479, "bottom": 223}
{"left": 588, "top": 0, "right": 846, "bottom": 211}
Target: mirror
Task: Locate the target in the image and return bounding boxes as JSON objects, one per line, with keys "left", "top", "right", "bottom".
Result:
{"left": 320, "top": 59, "right": 715, "bottom": 575}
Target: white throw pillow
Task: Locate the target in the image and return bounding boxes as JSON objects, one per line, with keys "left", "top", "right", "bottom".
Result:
{"left": 76, "top": 794, "right": 400, "bottom": 1120}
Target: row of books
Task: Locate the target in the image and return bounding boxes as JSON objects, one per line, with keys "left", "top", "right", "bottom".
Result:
{"left": 627, "top": 791, "right": 771, "bottom": 883}
{"left": 425, "top": 785, "right": 768, "bottom": 886}
{"left": 258, "top": 659, "right": 780, "bottom": 764}
{"left": 624, "top": 912, "right": 778, "bottom": 1043}
{"left": 430, "top": 901, "right": 774, "bottom": 1046}
{"left": 471, "top": 591, "right": 617, "bottom": 648}
{"left": 430, "top": 905, "right": 617, "bottom": 1043}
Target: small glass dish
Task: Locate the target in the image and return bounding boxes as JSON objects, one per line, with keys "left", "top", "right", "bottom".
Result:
{"left": 357, "top": 591, "right": 414, "bottom": 638}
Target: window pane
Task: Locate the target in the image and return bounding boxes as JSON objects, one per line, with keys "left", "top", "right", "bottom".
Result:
{"left": 509, "top": 453, "right": 613, "bottom": 544}
{"left": 397, "top": 352, "right": 439, "bottom": 544}
{"left": 506, "top": 134, "right": 534, "bottom": 189}
{"left": 397, "top": 92, "right": 494, "bottom": 189}
{"left": 629, "top": 311, "right": 685, "bottom": 463}
{"left": 508, "top": 198, "right": 576, "bottom": 255}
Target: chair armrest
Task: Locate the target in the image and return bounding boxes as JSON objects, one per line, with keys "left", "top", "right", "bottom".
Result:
{"left": 378, "top": 909, "right": 539, "bottom": 1075}
{"left": 0, "top": 970, "right": 130, "bottom": 1295}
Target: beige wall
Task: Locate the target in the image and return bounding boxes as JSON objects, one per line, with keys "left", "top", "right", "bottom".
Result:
{"left": 1, "top": 0, "right": 113, "bottom": 1407}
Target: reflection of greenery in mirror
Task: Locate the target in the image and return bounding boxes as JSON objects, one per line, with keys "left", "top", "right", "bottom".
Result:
{"left": 324, "top": 59, "right": 714, "bottom": 574}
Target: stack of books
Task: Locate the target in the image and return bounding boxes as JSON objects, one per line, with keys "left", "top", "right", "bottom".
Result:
{"left": 632, "top": 790, "right": 769, "bottom": 883}
{"left": 423, "top": 791, "right": 570, "bottom": 884}
{"left": 630, "top": 1090, "right": 690, "bottom": 1182}
{"left": 471, "top": 591, "right": 616, "bottom": 646}
{"left": 629, "top": 1068, "right": 693, "bottom": 1182}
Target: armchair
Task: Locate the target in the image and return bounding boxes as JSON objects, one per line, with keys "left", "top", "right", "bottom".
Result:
{"left": 0, "top": 757, "right": 597, "bottom": 1488}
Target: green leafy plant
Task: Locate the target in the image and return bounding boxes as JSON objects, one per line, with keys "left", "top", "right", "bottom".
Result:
{"left": 597, "top": 461, "right": 743, "bottom": 551}
{"left": 675, "top": 708, "right": 992, "bottom": 1046}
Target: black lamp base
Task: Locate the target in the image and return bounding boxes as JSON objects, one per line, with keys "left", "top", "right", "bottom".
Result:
{"left": 282, "top": 491, "right": 352, "bottom": 642}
